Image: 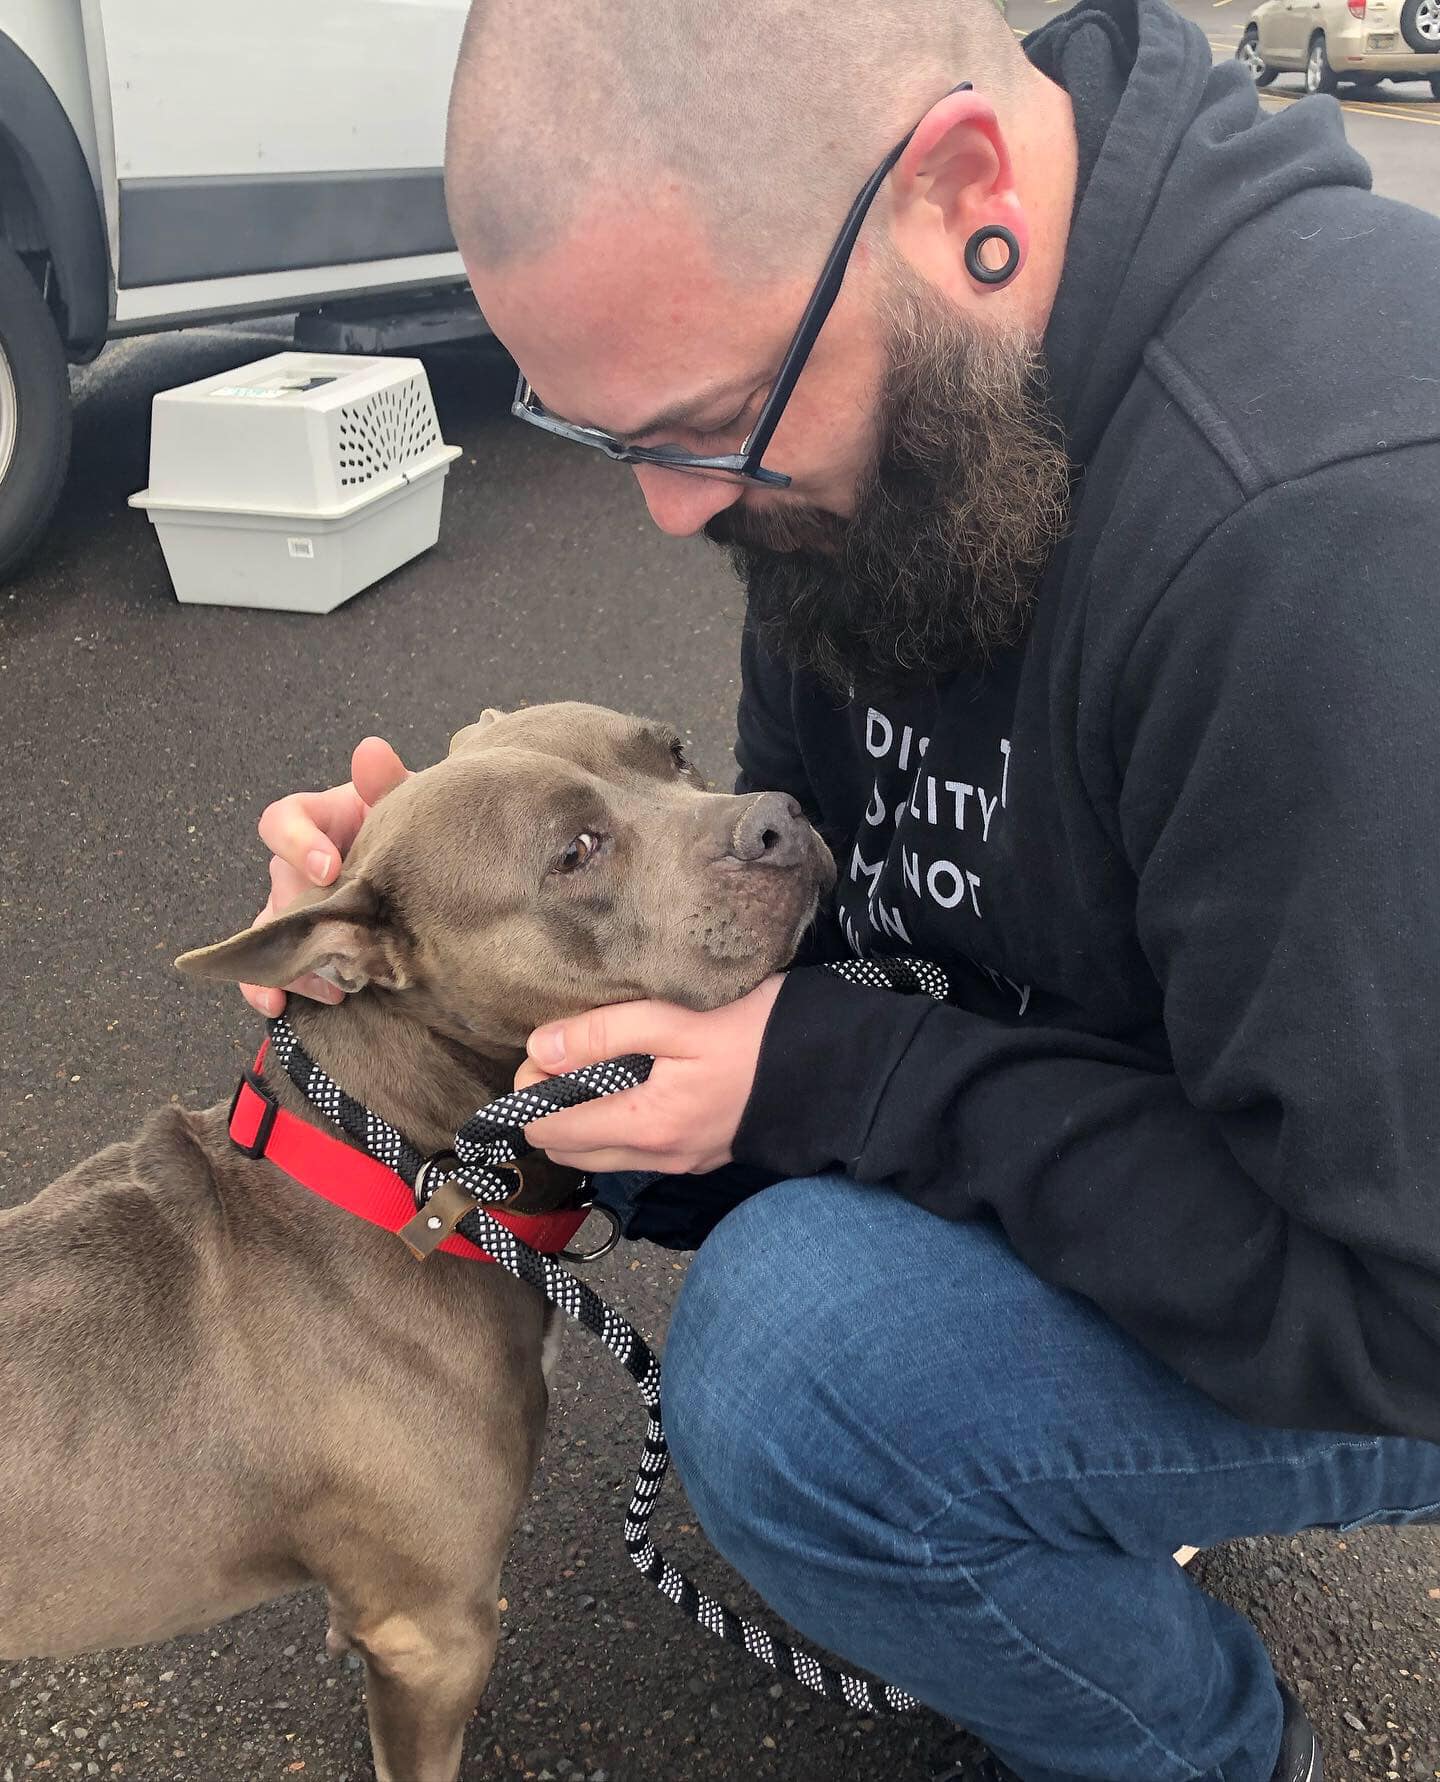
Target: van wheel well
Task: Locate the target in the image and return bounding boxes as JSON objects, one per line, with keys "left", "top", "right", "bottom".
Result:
{"left": 0, "top": 137, "right": 62, "bottom": 331}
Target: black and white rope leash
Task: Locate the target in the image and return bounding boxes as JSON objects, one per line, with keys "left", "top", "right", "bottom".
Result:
{"left": 268, "top": 954, "right": 949, "bottom": 1717}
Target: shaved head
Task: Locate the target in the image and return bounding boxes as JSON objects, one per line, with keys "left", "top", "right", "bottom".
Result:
{"left": 445, "top": 0, "right": 1026, "bottom": 276}
{"left": 443, "top": 0, "right": 1077, "bottom": 693}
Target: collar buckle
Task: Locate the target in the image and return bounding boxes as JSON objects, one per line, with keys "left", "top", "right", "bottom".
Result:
{"left": 228, "top": 1069, "right": 279, "bottom": 1160}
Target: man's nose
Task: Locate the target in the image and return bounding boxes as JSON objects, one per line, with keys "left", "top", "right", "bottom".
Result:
{"left": 728, "top": 792, "right": 809, "bottom": 868}
{"left": 632, "top": 464, "right": 744, "bottom": 537}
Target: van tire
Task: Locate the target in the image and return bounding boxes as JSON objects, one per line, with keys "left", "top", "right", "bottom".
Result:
{"left": 0, "top": 240, "right": 72, "bottom": 581}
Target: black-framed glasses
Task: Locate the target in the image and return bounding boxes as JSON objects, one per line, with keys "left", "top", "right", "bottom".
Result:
{"left": 512, "top": 82, "right": 972, "bottom": 490}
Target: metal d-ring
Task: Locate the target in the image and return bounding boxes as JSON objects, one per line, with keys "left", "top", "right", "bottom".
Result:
{"left": 413, "top": 1151, "right": 526, "bottom": 1211}
{"left": 412, "top": 1151, "right": 461, "bottom": 1210}
{"left": 561, "top": 1203, "right": 622, "bottom": 1264}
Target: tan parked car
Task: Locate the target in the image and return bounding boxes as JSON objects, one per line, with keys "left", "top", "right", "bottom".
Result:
{"left": 1237, "top": 0, "right": 1440, "bottom": 94}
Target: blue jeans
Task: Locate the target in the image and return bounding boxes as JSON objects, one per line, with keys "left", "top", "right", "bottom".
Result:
{"left": 656, "top": 1175, "right": 1440, "bottom": 1782}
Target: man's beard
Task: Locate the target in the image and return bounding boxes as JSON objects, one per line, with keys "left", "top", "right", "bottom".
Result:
{"left": 706, "top": 269, "right": 1071, "bottom": 698}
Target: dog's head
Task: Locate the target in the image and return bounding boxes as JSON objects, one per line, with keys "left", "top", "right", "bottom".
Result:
{"left": 177, "top": 702, "right": 836, "bottom": 1047}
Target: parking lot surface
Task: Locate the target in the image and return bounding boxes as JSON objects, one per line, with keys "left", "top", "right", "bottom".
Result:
{"left": 3, "top": 25, "right": 1439, "bottom": 1778}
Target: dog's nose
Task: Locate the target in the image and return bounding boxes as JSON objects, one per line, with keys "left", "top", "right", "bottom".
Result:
{"left": 729, "top": 792, "right": 808, "bottom": 868}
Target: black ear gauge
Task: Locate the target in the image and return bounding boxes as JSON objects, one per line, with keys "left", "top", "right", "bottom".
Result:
{"left": 964, "top": 224, "right": 1022, "bottom": 287}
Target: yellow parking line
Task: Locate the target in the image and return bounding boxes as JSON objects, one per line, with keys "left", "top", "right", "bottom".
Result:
{"left": 1212, "top": 1, "right": 1237, "bottom": 9}
{"left": 1361, "top": 101, "right": 1440, "bottom": 116}
{"left": 1258, "top": 87, "right": 1440, "bottom": 124}
{"left": 1339, "top": 98, "right": 1440, "bottom": 124}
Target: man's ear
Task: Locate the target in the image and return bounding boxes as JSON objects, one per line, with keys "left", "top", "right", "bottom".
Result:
{"left": 173, "top": 877, "right": 413, "bottom": 993}
{"left": 448, "top": 707, "right": 505, "bottom": 754}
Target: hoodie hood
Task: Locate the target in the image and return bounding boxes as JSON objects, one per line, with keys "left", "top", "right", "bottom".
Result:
{"left": 1026, "top": 0, "right": 1371, "bottom": 463}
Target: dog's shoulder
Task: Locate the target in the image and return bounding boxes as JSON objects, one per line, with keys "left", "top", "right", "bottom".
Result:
{"left": 0, "top": 1106, "right": 240, "bottom": 1455}
{"left": 1, "top": 1104, "right": 231, "bottom": 1301}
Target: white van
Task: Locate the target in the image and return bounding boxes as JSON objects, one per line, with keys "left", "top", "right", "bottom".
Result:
{"left": 0, "top": 0, "right": 477, "bottom": 578}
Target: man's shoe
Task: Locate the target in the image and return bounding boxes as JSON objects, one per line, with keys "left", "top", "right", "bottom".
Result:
{"left": 931, "top": 1684, "right": 1321, "bottom": 1782}
{"left": 929, "top": 1755, "right": 1017, "bottom": 1782}
{"left": 1275, "top": 1682, "right": 1323, "bottom": 1782}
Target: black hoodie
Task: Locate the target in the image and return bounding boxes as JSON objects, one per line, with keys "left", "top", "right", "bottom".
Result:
{"left": 726, "top": 0, "right": 1440, "bottom": 1441}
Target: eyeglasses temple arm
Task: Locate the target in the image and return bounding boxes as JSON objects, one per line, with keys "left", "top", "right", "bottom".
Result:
{"left": 741, "top": 80, "right": 973, "bottom": 471}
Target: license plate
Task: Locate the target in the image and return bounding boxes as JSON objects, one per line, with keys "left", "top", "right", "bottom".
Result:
{"left": 1366, "top": 31, "right": 1398, "bottom": 46}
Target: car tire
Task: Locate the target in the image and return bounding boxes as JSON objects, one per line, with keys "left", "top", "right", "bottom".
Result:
{"left": 1400, "top": 0, "right": 1440, "bottom": 53}
{"left": 1304, "top": 32, "right": 1340, "bottom": 94}
{"left": 0, "top": 240, "right": 72, "bottom": 582}
{"left": 1237, "top": 26, "right": 1278, "bottom": 85}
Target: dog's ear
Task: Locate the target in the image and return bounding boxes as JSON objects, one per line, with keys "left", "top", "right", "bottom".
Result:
{"left": 448, "top": 707, "right": 505, "bottom": 755}
{"left": 173, "top": 877, "right": 413, "bottom": 993}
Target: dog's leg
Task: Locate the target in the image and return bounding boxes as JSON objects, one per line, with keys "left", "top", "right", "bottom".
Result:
{"left": 343, "top": 1600, "right": 499, "bottom": 1782}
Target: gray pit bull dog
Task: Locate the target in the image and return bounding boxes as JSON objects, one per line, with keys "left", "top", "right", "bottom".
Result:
{"left": 0, "top": 701, "right": 835, "bottom": 1782}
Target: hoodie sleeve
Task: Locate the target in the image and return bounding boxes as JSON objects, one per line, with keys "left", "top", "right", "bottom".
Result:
{"left": 733, "top": 445, "right": 1440, "bottom": 1441}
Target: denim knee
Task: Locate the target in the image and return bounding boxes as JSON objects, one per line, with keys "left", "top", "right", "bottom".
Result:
{"left": 661, "top": 1176, "right": 955, "bottom": 1559}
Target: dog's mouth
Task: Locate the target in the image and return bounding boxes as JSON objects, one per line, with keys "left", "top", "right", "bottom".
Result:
{"left": 684, "top": 838, "right": 835, "bottom": 985}
{"left": 787, "top": 887, "right": 824, "bottom": 961}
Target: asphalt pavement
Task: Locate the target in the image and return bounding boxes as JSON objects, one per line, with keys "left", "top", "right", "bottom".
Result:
{"left": 3, "top": 24, "right": 1440, "bottom": 1780}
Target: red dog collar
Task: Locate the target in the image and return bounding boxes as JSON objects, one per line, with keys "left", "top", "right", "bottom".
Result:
{"left": 228, "top": 1048, "right": 590, "bottom": 1264}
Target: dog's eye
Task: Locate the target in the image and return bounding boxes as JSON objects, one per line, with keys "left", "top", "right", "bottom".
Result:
{"left": 669, "top": 739, "right": 690, "bottom": 773}
{"left": 554, "top": 832, "right": 602, "bottom": 875}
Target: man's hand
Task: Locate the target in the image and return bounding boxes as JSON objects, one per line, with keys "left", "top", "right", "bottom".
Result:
{"left": 240, "top": 737, "right": 411, "bottom": 1016}
{"left": 516, "top": 974, "right": 785, "bottom": 1175}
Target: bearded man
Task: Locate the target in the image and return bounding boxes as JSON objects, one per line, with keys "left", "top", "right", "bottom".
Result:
{"left": 247, "top": 0, "right": 1440, "bottom": 1775}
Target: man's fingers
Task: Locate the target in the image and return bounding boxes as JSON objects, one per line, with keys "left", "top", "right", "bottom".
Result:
{"left": 536, "top": 1146, "right": 659, "bottom": 1176}
{"left": 351, "top": 736, "right": 410, "bottom": 809}
{"left": 267, "top": 855, "right": 310, "bottom": 908}
{"left": 257, "top": 783, "right": 364, "bottom": 883}
{"left": 513, "top": 1056, "right": 552, "bottom": 1093}
{"left": 526, "top": 998, "right": 692, "bottom": 1072}
{"left": 241, "top": 742, "right": 406, "bottom": 1025}
{"left": 522, "top": 1087, "right": 657, "bottom": 1156}
{"left": 240, "top": 974, "right": 342, "bottom": 1016}
{"left": 241, "top": 981, "right": 285, "bottom": 1017}
{"left": 290, "top": 972, "right": 345, "bottom": 1005}
{"left": 255, "top": 741, "right": 406, "bottom": 889}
